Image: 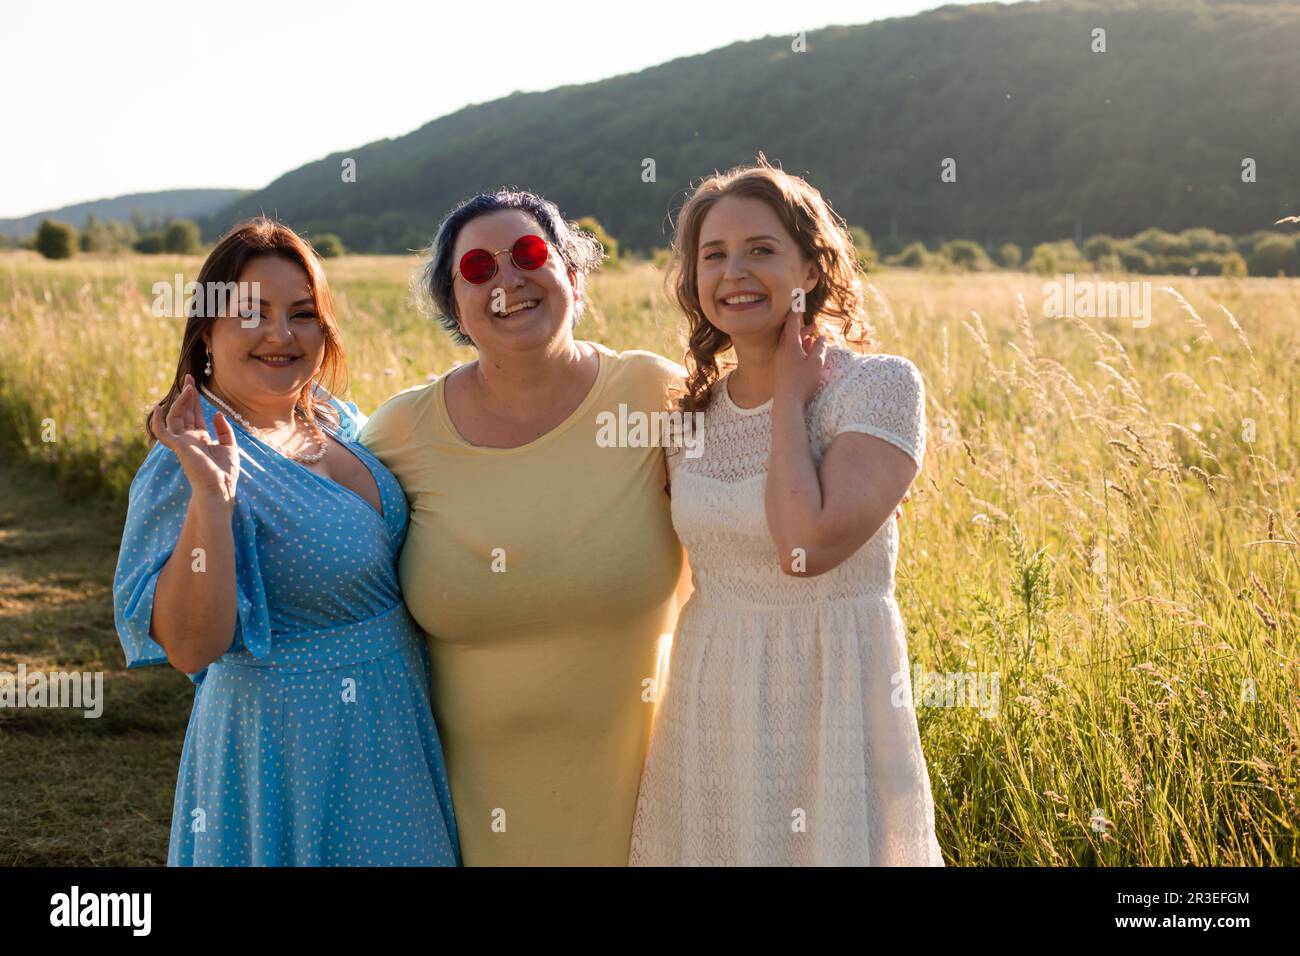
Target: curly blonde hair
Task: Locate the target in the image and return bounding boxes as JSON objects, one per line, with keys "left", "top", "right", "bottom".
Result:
{"left": 667, "top": 154, "right": 870, "bottom": 413}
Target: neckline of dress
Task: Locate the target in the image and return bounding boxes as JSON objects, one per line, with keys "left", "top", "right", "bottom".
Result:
{"left": 435, "top": 342, "right": 610, "bottom": 454}
{"left": 719, "top": 346, "right": 856, "bottom": 416}
{"left": 196, "top": 391, "right": 391, "bottom": 528}
{"left": 720, "top": 371, "right": 773, "bottom": 416}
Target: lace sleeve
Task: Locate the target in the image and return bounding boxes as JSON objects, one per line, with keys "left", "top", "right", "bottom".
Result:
{"left": 827, "top": 354, "right": 926, "bottom": 469}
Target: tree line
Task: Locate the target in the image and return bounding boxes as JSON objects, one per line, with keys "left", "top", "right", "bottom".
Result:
{"left": 14, "top": 215, "right": 1298, "bottom": 279}
{"left": 10, "top": 218, "right": 344, "bottom": 260}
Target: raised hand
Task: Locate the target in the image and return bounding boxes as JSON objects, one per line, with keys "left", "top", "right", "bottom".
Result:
{"left": 150, "top": 373, "right": 240, "bottom": 504}
{"left": 773, "top": 309, "right": 827, "bottom": 406}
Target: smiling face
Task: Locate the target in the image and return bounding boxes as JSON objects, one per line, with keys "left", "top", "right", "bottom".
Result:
{"left": 449, "top": 209, "right": 578, "bottom": 355}
{"left": 695, "top": 195, "right": 819, "bottom": 345}
{"left": 203, "top": 254, "right": 325, "bottom": 412}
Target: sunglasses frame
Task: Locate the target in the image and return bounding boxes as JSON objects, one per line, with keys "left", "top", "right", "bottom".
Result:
{"left": 453, "top": 234, "right": 550, "bottom": 285}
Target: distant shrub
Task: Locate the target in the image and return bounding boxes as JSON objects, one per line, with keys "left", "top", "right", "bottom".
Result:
{"left": 1180, "top": 227, "right": 1232, "bottom": 255}
{"left": 78, "top": 218, "right": 137, "bottom": 254}
{"left": 576, "top": 216, "right": 619, "bottom": 265}
{"left": 1026, "top": 243, "right": 1058, "bottom": 276}
{"left": 133, "top": 233, "right": 164, "bottom": 254}
{"left": 1117, "top": 246, "right": 1155, "bottom": 274}
{"left": 1132, "top": 227, "right": 1187, "bottom": 257}
{"left": 940, "top": 239, "right": 992, "bottom": 271}
{"left": 312, "top": 233, "right": 346, "bottom": 258}
{"left": 1082, "top": 234, "right": 1116, "bottom": 261}
{"left": 894, "top": 241, "right": 931, "bottom": 269}
{"left": 79, "top": 215, "right": 109, "bottom": 253}
{"left": 848, "top": 226, "right": 878, "bottom": 272}
{"left": 1247, "top": 234, "right": 1296, "bottom": 276}
{"left": 163, "top": 220, "right": 201, "bottom": 254}
{"left": 1220, "top": 251, "right": 1248, "bottom": 278}
{"left": 1191, "top": 252, "right": 1226, "bottom": 276}
{"left": 1232, "top": 231, "right": 1275, "bottom": 258}
{"left": 651, "top": 247, "right": 672, "bottom": 270}
{"left": 1027, "top": 240, "right": 1086, "bottom": 276}
{"left": 997, "top": 242, "right": 1022, "bottom": 268}
{"left": 35, "top": 219, "right": 78, "bottom": 260}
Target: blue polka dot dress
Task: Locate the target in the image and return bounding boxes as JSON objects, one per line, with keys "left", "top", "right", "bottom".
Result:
{"left": 113, "top": 391, "right": 460, "bottom": 866}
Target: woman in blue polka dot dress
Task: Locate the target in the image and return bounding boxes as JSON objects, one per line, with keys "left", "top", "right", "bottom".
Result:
{"left": 113, "top": 218, "right": 460, "bottom": 865}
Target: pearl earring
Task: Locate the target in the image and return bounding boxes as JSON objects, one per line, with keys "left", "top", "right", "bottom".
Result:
{"left": 204, "top": 350, "right": 213, "bottom": 376}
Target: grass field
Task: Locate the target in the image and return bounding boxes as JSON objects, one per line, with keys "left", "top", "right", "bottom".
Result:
{"left": 1, "top": 250, "right": 1297, "bottom": 865}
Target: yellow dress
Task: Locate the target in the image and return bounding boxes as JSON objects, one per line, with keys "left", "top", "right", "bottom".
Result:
{"left": 359, "top": 342, "right": 683, "bottom": 866}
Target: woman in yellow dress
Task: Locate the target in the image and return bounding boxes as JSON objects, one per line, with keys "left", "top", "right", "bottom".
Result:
{"left": 360, "top": 190, "right": 685, "bottom": 866}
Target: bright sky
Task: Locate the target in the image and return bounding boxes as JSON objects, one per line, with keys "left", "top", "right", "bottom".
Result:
{"left": 0, "top": 0, "right": 1000, "bottom": 218}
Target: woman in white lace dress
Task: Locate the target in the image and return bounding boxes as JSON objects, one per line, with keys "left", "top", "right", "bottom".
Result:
{"left": 629, "top": 158, "right": 944, "bottom": 866}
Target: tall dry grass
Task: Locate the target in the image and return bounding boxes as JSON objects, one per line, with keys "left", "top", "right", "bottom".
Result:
{"left": 0, "top": 252, "right": 1295, "bottom": 864}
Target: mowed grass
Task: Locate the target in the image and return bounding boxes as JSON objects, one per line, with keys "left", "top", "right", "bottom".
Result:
{"left": 0, "top": 250, "right": 1297, "bottom": 865}
{"left": 0, "top": 463, "right": 190, "bottom": 865}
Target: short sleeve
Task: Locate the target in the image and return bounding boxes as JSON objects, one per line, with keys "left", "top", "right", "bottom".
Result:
{"left": 358, "top": 384, "right": 425, "bottom": 461}
{"left": 618, "top": 348, "right": 687, "bottom": 399}
{"left": 112, "top": 440, "right": 272, "bottom": 686}
{"left": 310, "top": 381, "right": 366, "bottom": 442}
{"left": 827, "top": 353, "right": 927, "bottom": 469}
{"left": 329, "top": 395, "right": 368, "bottom": 442}
{"left": 613, "top": 348, "right": 687, "bottom": 489}
{"left": 113, "top": 443, "right": 191, "bottom": 674}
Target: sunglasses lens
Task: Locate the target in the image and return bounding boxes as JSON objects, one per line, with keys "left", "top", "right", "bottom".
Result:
{"left": 459, "top": 249, "right": 497, "bottom": 284}
{"left": 512, "top": 235, "right": 548, "bottom": 270}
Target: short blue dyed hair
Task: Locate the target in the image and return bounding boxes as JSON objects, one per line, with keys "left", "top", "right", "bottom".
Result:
{"left": 419, "top": 189, "right": 605, "bottom": 347}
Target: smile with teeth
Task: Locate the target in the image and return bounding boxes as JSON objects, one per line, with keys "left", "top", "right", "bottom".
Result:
{"left": 494, "top": 299, "right": 540, "bottom": 317}
{"left": 721, "top": 293, "right": 767, "bottom": 306}
{"left": 253, "top": 354, "right": 300, "bottom": 366}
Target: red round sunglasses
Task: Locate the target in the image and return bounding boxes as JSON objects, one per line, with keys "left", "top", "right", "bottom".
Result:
{"left": 453, "top": 234, "right": 550, "bottom": 285}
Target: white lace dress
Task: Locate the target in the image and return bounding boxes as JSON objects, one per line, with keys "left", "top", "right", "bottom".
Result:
{"left": 629, "top": 346, "right": 944, "bottom": 866}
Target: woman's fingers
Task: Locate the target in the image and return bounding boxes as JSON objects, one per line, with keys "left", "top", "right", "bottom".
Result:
{"left": 212, "top": 411, "right": 236, "bottom": 448}
{"left": 179, "top": 375, "right": 192, "bottom": 432}
{"left": 164, "top": 388, "right": 186, "bottom": 437}
{"left": 174, "top": 382, "right": 190, "bottom": 434}
{"left": 183, "top": 376, "right": 201, "bottom": 433}
{"left": 782, "top": 312, "right": 805, "bottom": 354}
{"left": 811, "top": 334, "right": 828, "bottom": 362}
{"left": 151, "top": 402, "right": 173, "bottom": 447}
{"left": 796, "top": 324, "right": 824, "bottom": 358}
{"left": 160, "top": 378, "right": 213, "bottom": 448}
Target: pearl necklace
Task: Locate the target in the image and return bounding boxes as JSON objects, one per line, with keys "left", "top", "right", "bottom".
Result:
{"left": 200, "top": 385, "right": 329, "bottom": 464}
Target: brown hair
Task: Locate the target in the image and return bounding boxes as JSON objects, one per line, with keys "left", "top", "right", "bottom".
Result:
{"left": 668, "top": 154, "right": 870, "bottom": 413}
{"left": 144, "top": 216, "right": 348, "bottom": 444}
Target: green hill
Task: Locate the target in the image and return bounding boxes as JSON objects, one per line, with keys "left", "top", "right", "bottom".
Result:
{"left": 214, "top": 0, "right": 1300, "bottom": 253}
